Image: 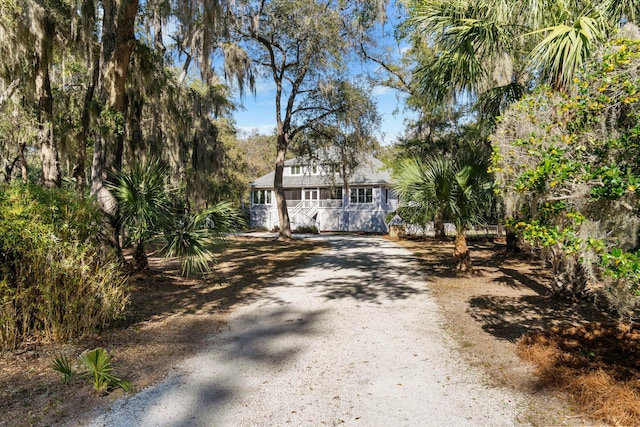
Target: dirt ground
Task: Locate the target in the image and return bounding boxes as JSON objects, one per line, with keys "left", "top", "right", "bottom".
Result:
{"left": 0, "top": 236, "right": 325, "bottom": 427}
{"left": 1, "top": 235, "right": 637, "bottom": 426}
{"left": 396, "top": 237, "right": 639, "bottom": 426}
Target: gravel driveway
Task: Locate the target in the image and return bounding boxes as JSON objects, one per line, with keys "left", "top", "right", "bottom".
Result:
{"left": 91, "top": 235, "right": 527, "bottom": 426}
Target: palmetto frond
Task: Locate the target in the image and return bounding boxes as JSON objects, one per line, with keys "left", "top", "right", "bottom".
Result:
{"left": 110, "top": 158, "right": 174, "bottom": 244}
{"left": 52, "top": 354, "right": 74, "bottom": 384}
{"left": 476, "top": 81, "right": 528, "bottom": 125}
{"left": 410, "top": 0, "right": 516, "bottom": 104}
{"left": 394, "top": 156, "right": 456, "bottom": 225}
{"left": 162, "top": 201, "right": 245, "bottom": 277}
{"left": 529, "top": 15, "right": 606, "bottom": 90}
{"left": 196, "top": 201, "right": 245, "bottom": 233}
{"left": 79, "top": 348, "right": 132, "bottom": 394}
{"left": 452, "top": 150, "right": 494, "bottom": 231}
{"left": 163, "top": 221, "right": 216, "bottom": 277}
{"left": 393, "top": 148, "right": 493, "bottom": 233}
{"left": 604, "top": 0, "right": 640, "bottom": 25}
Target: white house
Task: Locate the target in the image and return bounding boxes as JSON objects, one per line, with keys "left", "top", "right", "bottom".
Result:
{"left": 249, "top": 154, "right": 398, "bottom": 232}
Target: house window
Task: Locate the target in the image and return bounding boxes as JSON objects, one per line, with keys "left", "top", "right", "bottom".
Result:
{"left": 290, "top": 165, "right": 302, "bottom": 175}
{"left": 284, "top": 188, "right": 302, "bottom": 201}
{"left": 350, "top": 188, "right": 373, "bottom": 204}
{"left": 253, "top": 190, "right": 271, "bottom": 205}
{"left": 311, "top": 164, "right": 318, "bottom": 174}
{"left": 385, "top": 188, "right": 389, "bottom": 204}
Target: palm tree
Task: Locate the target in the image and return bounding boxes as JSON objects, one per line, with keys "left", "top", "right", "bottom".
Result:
{"left": 394, "top": 156, "right": 455, "bottom": 240}
{"left": 407, "top": 0, "right": 629, "bottom": 113}
{"left": 409, "top": 0, "right": 518, "bottom": 108}
{"left": 449, "top": 151, "right": 494, "bottom": 271}
{"left": 111, "top": 158, "right": 245, "bottom": 275}
{"left": 404, "top": 0, "right": 632, "bottom": 255}
{"left": 162, "top": 201, "right": 244, "bottom": 277}
{"left": 394, "top": 149, "right": 493, "bottom": 272}
{"left": 110, "top": 158, "right": 173, "bottom": 271}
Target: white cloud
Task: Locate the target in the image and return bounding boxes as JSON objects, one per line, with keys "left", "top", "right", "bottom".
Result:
{"left": 372, "top": 85, "right": 391, "bottom": 96}
{"left": 237, "top": 124, "right": 277, "bottom": 136}
{"left": 254, "top": 78, "right": 276, "bottom": 95}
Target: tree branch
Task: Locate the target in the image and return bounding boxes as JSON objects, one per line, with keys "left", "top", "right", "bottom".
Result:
{"left": 0, "top": 78, "right": 21, "bottom": 113}
{"left": 360, "top": 43, "right": 413, "bottom": 95}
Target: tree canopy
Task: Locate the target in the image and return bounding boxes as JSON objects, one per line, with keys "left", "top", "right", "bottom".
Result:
{"left": 400, "top": 0, "right": 640, "bottom": 138}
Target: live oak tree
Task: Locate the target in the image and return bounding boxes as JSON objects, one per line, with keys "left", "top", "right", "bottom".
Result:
{"left": 89, "top": 0, "right": 139, "bottom": 250}
{"left": 298, "top": 81, "right": 381, "bottom": 202}
{"left": 230, "top": 0, "right": 387, "bottom": 240}
{"left": 0, "top": 0, "right": 391, "bottom": 244}
{"left": 0, "top": 0, "right": 260, "bottom": 348}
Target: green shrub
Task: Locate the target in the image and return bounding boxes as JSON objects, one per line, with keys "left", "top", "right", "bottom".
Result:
{"left": 294, "top": 225, "right": 319, "bottom": 234}
{"left": 111, "top": 160, "right": 245, "bottom": 276}
{"left": 0, "top": 184, "right": 129, "bottom": 350}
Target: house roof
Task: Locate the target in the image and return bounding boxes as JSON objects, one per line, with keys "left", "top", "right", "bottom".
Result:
{"left": 251, "top": 155, "right": 393, "bottom": 189}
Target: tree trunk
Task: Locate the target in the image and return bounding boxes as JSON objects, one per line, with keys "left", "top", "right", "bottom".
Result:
{"left": 19, "top": 143, "right": 28, "bottom": 184}
{"left": 273, "top": 135, "right": 292, "bottom": 240}
{"left": 34, "top": 14, "right": 60, "bottom": 188}
{"left": 453, "top": 231, "right": 472, "bottom": 272}
{"left": 505, "top": 226, "right": 519, "bottom": 252}
{"left": 549, "top": 247, "right": 587, "bottom": 298}
{"left": 77, "top": 47, "right": 101, "bottom": 194}
{"left": 90, "top": 0, "right": 139, "bottom": 252}
{"left": 4, "top": 157, "right": 18, "bottom": 183}
{"left": 132, "top": 242, "right": 148, "bottom": 273}
{"left": 125, "top": 94, "right": 144, "bottom": 162}
{"left": 434, "top": 215, "right": 446, "bottom": 240}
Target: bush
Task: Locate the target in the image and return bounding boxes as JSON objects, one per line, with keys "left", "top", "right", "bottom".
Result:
{"left": 53, "top": 348, "right": 133, "bottom": 394}
{"left": 492, "top": 39, "right": 640, "bottom": 306}
{"left": 0, "top": 184, "right": 129, "bottom": 350}
{"left": 294, "top": 225, "right": 319, "bottom": 234}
